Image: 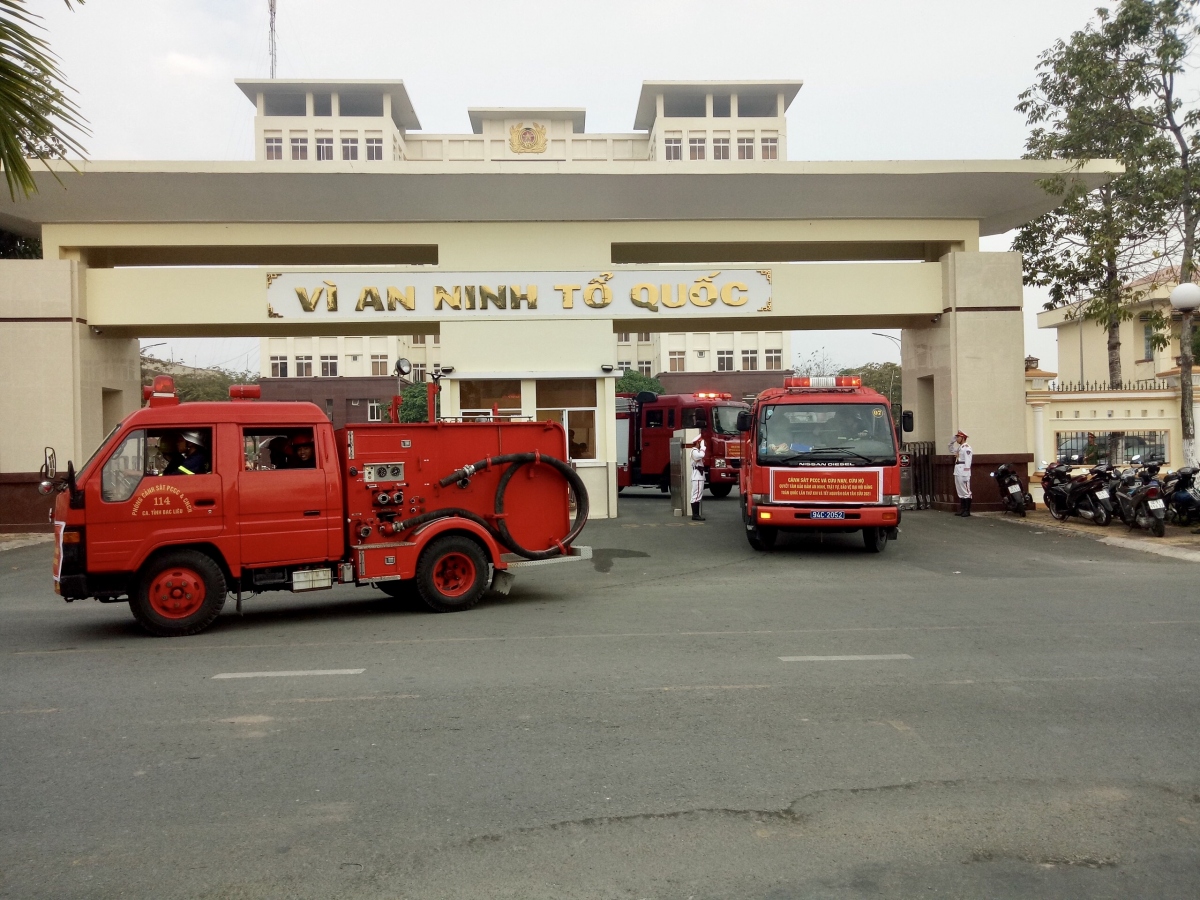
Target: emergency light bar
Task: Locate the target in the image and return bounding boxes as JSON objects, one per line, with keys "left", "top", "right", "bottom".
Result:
{"left": 695, "top": 391, "right": 733, "bottom": 400}
{"left": 784, "top": 376, "right": 862, "bottom": 388}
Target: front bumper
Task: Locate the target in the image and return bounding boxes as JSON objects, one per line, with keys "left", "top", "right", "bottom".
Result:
{"left": 709, "top": 467, "right": 739, "bottom": 484}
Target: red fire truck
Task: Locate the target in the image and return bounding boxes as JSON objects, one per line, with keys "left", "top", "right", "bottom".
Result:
{"left": 616, "top": 391, "right": 750, "bottom": 497}
{"left": 737, "top": 375, "right": 904, "bottom": 552}
{"left": 39, "top": 376, "right": 589, "bottom": 637}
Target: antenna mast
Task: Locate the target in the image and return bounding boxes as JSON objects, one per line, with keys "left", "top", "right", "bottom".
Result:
{"left": 268, "top": 0, "right": 277, "bottom": 78}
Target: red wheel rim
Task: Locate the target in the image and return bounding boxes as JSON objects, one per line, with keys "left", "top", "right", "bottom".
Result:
{"left": 431, "top": 552, "right": 476, "bottom": 598}
{"left": 147, "top": 566, "right": 206, "bottom": 619}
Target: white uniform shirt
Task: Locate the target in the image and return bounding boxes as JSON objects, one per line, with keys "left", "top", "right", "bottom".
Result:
{"left": 689, "top": 440, "right": 706, "bottom": 503}
{"left": 948, "top": 439, "right": 973, "bottom": 474}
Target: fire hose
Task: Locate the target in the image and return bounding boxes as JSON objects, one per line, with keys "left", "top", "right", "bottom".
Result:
{"left": 382, "top": 453, "right": 589, "bottom": 561}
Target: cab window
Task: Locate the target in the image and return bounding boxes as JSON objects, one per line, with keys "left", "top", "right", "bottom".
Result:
{"left": 682, "top": 407, "right": 707, "bottom": 429}
{"left": 243, "top": 428, "right": 318, "bottom": 470}
{"left": 645, "top": 409, "right": 664, "bottom": 428}
{"left": 101, "top": 427, "right": 213, "bottom": 502}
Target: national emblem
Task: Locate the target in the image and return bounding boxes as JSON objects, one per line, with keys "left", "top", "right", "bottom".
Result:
{"left": 509, "top": 122, "right": 548, "bottom": 154}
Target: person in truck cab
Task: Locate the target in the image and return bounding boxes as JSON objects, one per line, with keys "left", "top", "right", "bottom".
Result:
{"left": 288, "top": 432, "right": 316, "bottom": 468}
{"left": 165, "top": 431, "right": 209, "bottom": 476}
{"left": 155, "top": 432, "right": 184, "bottom": 475}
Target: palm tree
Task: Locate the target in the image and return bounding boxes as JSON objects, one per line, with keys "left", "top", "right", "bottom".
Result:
{"left": 0, "top": 0, "right": 87, "bottom": 200}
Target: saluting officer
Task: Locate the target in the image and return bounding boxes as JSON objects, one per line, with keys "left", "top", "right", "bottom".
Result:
{"left": 690, "top": 437, "right": 706, "bottom": 521}
{"left": 948, "top": 430, "right": 973, "bottom": 516}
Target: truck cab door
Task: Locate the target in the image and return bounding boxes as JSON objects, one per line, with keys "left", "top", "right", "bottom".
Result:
{"left": 236, "top": 427, "right": 333, "bottom": 567}
{"left": 641, "top": 406, "right": 675, "bottom": 481}
{"left": 86, "top": 428, "right": 224, "bottom": 573}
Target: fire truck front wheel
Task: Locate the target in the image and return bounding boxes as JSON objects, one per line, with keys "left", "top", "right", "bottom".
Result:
{"left": 862, "top": 527, "right": 889, "bottom": 553}
{"left": 131, "top": 550, "right": 227, "bottom": 637}
{"left": 709, "top": 484, "right": 733, "bottom": 499}
{"left": 416, "top": 536, "right": 490, "bottom": 613}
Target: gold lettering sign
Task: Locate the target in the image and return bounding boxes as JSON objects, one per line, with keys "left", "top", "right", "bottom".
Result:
{"left": 509, "top": 123, "right": 548, "bottom": 154}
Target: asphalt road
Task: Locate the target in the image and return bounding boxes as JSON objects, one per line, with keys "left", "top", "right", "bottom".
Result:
{"left": 2, "top": 491, "right": 1199, "bottom": 899}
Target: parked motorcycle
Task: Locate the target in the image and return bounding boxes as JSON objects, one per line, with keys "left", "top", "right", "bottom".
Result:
{"left": 1041, "top": 462, "right": 1113, "bottom": 526}
{"left": 991, "top": 463, "right": 1031, "bottom": 516}
{"left": 1161, "top": 466, "right": 1200, "bottom": 526}
{"left": 1112, "top": 456, "right": 1168, "bottom": 537}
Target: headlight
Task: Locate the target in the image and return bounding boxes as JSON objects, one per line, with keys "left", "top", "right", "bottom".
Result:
{"left": 715, "top": 458, "right": 726, "bottom": 468}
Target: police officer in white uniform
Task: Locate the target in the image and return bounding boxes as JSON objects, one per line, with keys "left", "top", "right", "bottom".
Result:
{"left": 948, "top": 430, "right": 973, "bottom": 516}
{"left": 690, "top": 437, "right": 706, "bottom": 521}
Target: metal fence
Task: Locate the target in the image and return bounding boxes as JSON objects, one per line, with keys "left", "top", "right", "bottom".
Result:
{"left": 1049, "top": 379, "right": 1172, "bottom": 392}
{"left": 1054, "top": 430, "right": 1167, "bottom": 465}
{"left": 901, "top": 441, "right": 936, "bottom": 510}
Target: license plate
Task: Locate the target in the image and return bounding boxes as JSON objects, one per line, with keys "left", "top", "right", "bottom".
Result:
{"left": 1095, "top": 490, "right": 1109, "bottom": 500}
{"left": 1007, "top": 484, "right": 1021, "bottom": 494}
{"left": 1148, "top": 498, "right": 1165, "bottom": 509}
{"left": 810, "top": 510, "right": 846, "bottom": 520}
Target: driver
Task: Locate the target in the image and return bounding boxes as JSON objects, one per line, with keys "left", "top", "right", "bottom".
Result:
{"left": 165, "top": 431, "right": 209, "bottom": 476}
{"left": 289, "top": 433, "right": 316, "bottom": 468}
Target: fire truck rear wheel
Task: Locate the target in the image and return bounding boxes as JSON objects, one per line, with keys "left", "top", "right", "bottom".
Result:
{"left": 416, "top": 536, "right": 489, "bottom": 613}
{"left": 131, "top": 550, "right": 227, "bottom": 637}
{"left": 862, "top": 527, "right": 889, "bottom": 553}
{"left": 709, "top": 484, "right": 733, "bottom": 499}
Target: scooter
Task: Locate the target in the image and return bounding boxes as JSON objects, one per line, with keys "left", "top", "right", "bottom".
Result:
{"left": 1112, "top": 456, "right": 1168, "bottom": 537}
{"left": 1162, "top": 466, "right": 1200, "bottom": 526}
{"left": 1041, "top": 462, "right": 1113, "bottom": 526}
{"left": 991, "top": 463, "right": 1031, "bottom": 516}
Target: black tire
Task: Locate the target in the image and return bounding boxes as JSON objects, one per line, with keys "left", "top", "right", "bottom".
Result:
{"left": 862, "top": 526, "right": 888, "bottom": 553}
{"left": 376, "top": 579, "right": 420, "bottom": 604}
{"left": 746, "top": 525, "right": 778, "bottom": 551}
{"left": 415, "top": 535, "right": 490, "bottom": 613}
{"left": 131, "top": 549, "right": 227, "bottom": 637}
{"left": 1150, "top": 516, "right": 1166, "bottom": 538}
{"left": 1016, "top": 501, "right": 1027, "bottom": 518}
{"left": 1092, "top": 501, "right": 1111, "bottom": 527}
{"left": 617, "top": 486, "right": 625, "bottom": 494}
{"left": 1046, "top": 496, "right": 1068, "bottom": 521}
{"left": 709, "top": 484, "right": 733, "bottom": 499}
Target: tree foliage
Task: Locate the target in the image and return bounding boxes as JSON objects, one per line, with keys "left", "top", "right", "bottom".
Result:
{"left": 141, "top": 358, "right": 257, "bottom": 403}
{"left": 0, "top": 0, "right": 88, "bottom": 199}
{"left": 839, "top": 361, "right": 901, "bottom": 407}
{"left": 793, "top": 349, "right": 840, "bottom": 377}
{"left": 615, "top": 370, "right": 664, "bottom": 394}
{"left": 393, "top": 382, "right": 437, "bottom": 423}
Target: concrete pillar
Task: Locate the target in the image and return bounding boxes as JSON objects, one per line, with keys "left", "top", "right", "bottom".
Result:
{"left": 1030, "top": 401, "right": 1047, "bottom": 469}
{"left": 901, "top": 251, "right": 1030, "bottom": 510}
{"left": 0, "top": 259, "right": 140, "bottom": 531}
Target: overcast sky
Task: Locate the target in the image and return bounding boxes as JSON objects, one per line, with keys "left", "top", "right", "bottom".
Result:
{"left": 37, "top": 0, "right": 1111, "bottom": 372}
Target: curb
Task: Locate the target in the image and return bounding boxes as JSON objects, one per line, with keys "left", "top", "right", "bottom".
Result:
{"left": 986, "top": 513, "right": 1200, "bottom": 562}
{"left": 0, "top": 534, "right": 54, "bottom": 553}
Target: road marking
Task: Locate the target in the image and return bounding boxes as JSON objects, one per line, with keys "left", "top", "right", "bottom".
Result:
{"left": 779, "top": 654, "right": 913, "bottom": 662}
{"left": 212, "top": 669, "right": 365, "bottom": 679}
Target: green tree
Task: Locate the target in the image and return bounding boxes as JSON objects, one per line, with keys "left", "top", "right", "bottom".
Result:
{"left": 794, "top": 349, "right": 840, "bottom": 377}
{"left": 393, "top": 382, "right": 438, "bottom": 423}
{"left": 1014, "top": 1, "right": 1176, "bottom": 390}
{"left": 141, "top": 358, "right": 257, "bottom": 403}
{"left": 0, "top": 1, "right": 89, "bottom": 199}
{"left": 839, "top": 362, "right": 901, "bottom": 407}
{"left": 615, "top": 370, "right": 664, "bottom": 394}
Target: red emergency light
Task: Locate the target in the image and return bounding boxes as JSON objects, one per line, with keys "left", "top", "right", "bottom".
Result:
{"left": 695, "top": 391, "right": 732, "bottom": 400}
{"left": 143, "top": 375, "right": 181, "bottom": 407}
{"left": 229, "top": 384, "right": 262, "bottom": 401}
{"left": 784, "top": 376, "right": 862, "bottom": 389}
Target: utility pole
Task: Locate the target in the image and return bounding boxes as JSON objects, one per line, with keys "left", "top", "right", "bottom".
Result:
{"left": 268, "top": 0, "right": 277, "bottom": 79}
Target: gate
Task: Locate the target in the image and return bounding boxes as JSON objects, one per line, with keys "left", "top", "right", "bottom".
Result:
{"left": 901, "top": 441, "right": 935, "bottom": 510}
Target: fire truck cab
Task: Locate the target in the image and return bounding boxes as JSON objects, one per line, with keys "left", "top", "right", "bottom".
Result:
{"left": 42, "top": 377, "right": 588, "bottom": 636}
{"left": 616, "top": 391, "right": 749, "bottom": 497}
{"left": 738, "top": 376, "right": 902, "bottom": 552}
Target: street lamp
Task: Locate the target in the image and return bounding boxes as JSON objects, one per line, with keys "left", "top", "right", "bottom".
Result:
{"left": 1170, "top": 282, "right": 1200, "bottom": 466}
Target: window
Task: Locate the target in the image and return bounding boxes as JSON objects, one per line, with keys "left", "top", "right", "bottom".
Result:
{"left": 617, "top": 360, "right": 631, "bottom": 372}
{"left": 664, "top": 137, "right": 682, "bottom": 160}
{"left": 366, "top": 137, "right": 383, "bottom": 161}
{"left": 295, "top": 355, "right": 313, "bottom": 377}
{"left": 316, "top": 137, "right": 334, "bottom": 161}
{"left": 320, "top": 355, "right": 338, "bottom": 377}
{"left": 742, "top": 349, "right": 759, "bottom": 371}
{"left": 761, "top": 137, "right": 778, "bottom": 160}
{"left": 433, "top": 333, "right": 440, "bottom": 345}
{"left": 290, "top": 136, "right": 308, "bottom": 160}
{"left": 1143, "top": 323, "right": 1155, "bottom": 360}
{"left": 682, "top": 407, "right": 708, "bottom": 428}
{"left": 342, "top": 137, "right": 359, "bottom": 160}
{"left": 411, "top": 333, "right": 426, "bottom": 345}
{"left": 324, "top": 399, "right": 334, "bottom": 420}
{"left": 102, "top": 428, "right": 218, "bottom": 502}
{"left": 461, "top": 379, "right": 522, "bottom": 418}
{"left": 737, "top": 137, "right": 754, "bottom": 159}
{"left": 617, "top": 332, "right": 630, "bottom": 343}
{"left": 368, "top": 400, "right": 383, "bottom": 422}
{"left": 637, "top": 332, "right": 651, "bottom": 342}
{"left": 712, "top": 138, "right": 730, "bottom": 160}
{"left": 371, "top": 354, "right": 388, "bottom": 376}
{"left": 412, "top": 363, "right": 426, "bottom": 382}
{"left": 265, "top": 137, "right": 282, "bottom": 160}
{"left": 669, "top": 350, "right": 686, "bottom": 372}
{"left": 536, "top": 379, "right": 598, "bottom": 459}
{"left": 243, "top": 428, "right": 317, "bottom": 470}
{"left": 689, "top": 137, "right": 706, "bottom": 160}
{"left": 717, "top": 349, "right": 734, "bottom": 371}
{"left": 646, "top": 409, "right": 664, "bottom": 428}
{"left": 101, "top": 430, "right": 145, "bottom": 502}
{"left": 270, "top": 355, "right": 288, "bottom": 378}
{"left": 638, "top": 360, "right": 653, "bottom": 376}
{"left": 765, "top": 348, "right": 782, "bottom": 371}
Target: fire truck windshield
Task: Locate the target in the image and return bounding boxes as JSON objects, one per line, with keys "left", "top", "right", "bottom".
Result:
{"left": 711, "top": 406, "right": 743, "bottom": 435}
{"left": 758, "top": 403, "right": 896, "bottom": 465}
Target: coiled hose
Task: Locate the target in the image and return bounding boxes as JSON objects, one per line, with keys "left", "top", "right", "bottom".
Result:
{"left": 387, "top": 453, "right": 589, "bottom": 561}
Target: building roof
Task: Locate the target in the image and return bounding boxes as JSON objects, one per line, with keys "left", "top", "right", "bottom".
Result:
{"left": 0, "top": 159, "right": 1120, "bottom": 238}
{"left": 234, "top": 79, "right": 421, "bottom": 130}
{"left": 1024, "top": 368, "right": 1058, "bottom": 378}
{"left": 467, "top": 108, "right": 586, "bottom": 134}
{"left": 634, "top": 80, "right": 804, "bottom": 130}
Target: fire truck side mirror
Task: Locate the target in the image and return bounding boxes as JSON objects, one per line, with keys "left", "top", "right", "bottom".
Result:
{"left": 41, "top": 446, "right": 57, "bottom": 480}
{"left": 736, "top": 411, "right": 752, "bottom": 433}
{"left": 635, "top": 391, "right": 658, "bottom": 405}
{"left": 902, "top": 410, "right": 914, "bottom": 433}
